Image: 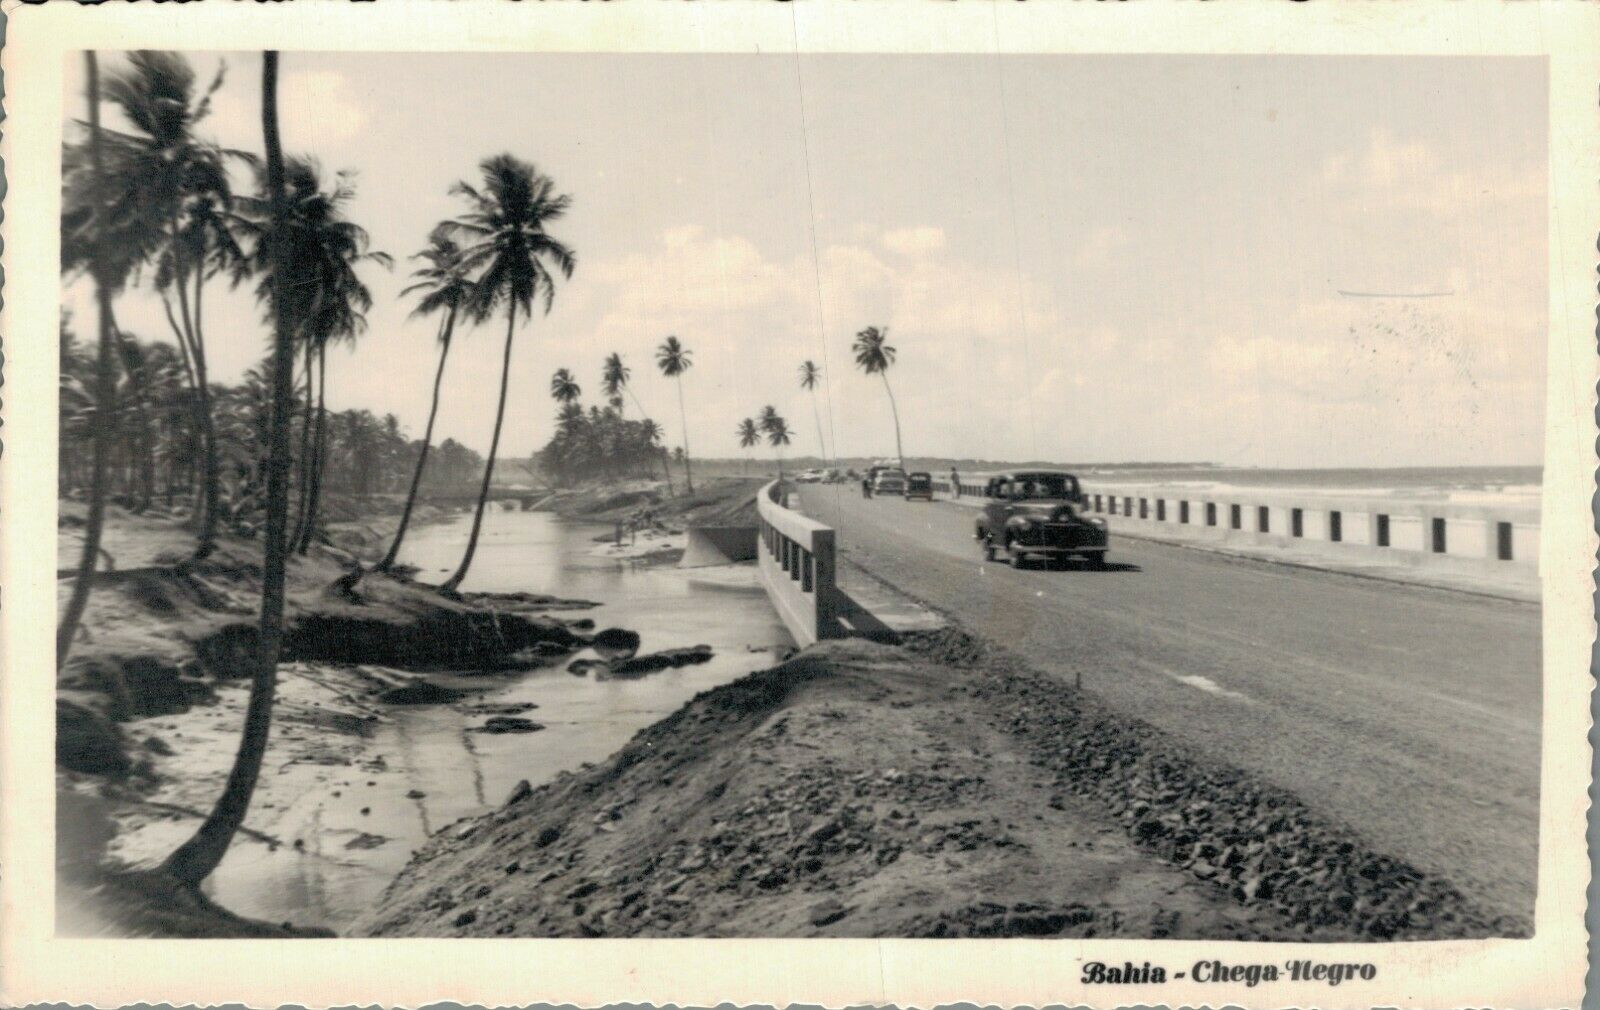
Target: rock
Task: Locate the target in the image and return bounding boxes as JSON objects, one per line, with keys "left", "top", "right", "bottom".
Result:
{"left": 378, "top": 681, "right": 467, "bottom": 705}
{"left": 141, "top": 734, "right": 174, "bottom": 756}
{"left": 590, "top": 628, "right": 642, "bottom": 659}
{"left": 473, "top": 717, "right": 545, "bottom": 734}
{"left": 535, "top": 826, "right": 562, "bottom": 848}
{"left": 406, "top": 789, "right": 427, "bottom": 799}
{"left": 453, "top": 910, "right": 477, "bottom": 927}
{"left": 505, "top": 780, "right": 533, "bottom": 806}
{"left": 56, "top": 698, "right": 130, "bottom": 777}
{"left": 345, "top": 832, "right": 389, "bottom": 850}
{"left": 810, "top": 899, "right": 849, "bottom": 927}
{"left": 602, "top": 645, "right": 715, "bottom": 679}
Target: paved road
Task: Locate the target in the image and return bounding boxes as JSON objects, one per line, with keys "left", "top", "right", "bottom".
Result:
{"left": 797, "top": 484, "right": 1542, "bottom": 923}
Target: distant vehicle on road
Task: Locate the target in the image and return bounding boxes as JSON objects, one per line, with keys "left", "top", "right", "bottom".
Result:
{"left": 795, "top": 469, "right": 823, "bottom": 483}
{"left": 904, "top": 471, "right": 933, "bottom": 500}
{"left": 974, "top": 470, "right": 1109, "bottom": 569}
{"left": 871, "top": 467, "right": 907, "bottom": 497}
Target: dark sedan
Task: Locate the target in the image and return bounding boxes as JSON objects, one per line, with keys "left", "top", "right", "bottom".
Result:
{"left": 973, "top": 470, "right": 1109, "bottom": 569}
{"left": 904, "top": 471, "right": 934, "bottom": 500}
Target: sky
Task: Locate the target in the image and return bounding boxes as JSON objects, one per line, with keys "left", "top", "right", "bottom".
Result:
{"left": 62, "top": 53, "right": 1548, "bottom": 468}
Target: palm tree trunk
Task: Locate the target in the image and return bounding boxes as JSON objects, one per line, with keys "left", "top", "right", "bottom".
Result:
{"left": 162, "top": 51, "right": 293, "bottom": 888}
{"left": 57, "top": 52, "right": 118, "bottom": 670}
{"left": 810, "top": 392, "right": 828, "bottom": 468}
{"left": 191, "top": 260, "right": 221, "bottom": 556}
{"left": 443, "top": 302, "right": 517, "bottom": 592}
{"left": 675, "top": 377, "right": 694, "bottom": 494}
{"left": 296, "top": 345, "right": 328, "bottom": 554}
{"left": 380, "top": 309, "right": 456, "bottom": 570}
{"left": 881, "top": 372, "right": 903, "bottom": 469}
{"left": 291, "top": 350, "right": 315, "bottom": 543}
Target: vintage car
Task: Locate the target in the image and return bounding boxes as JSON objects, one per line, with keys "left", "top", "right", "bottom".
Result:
{"left": 974, "top": 470, "right": 1109, "bottom": 568}
{"left": 871, "top": 467, "right": 908, "bottom": 496}
{"left": 904, "top": 471, "right": 934, "bottom": 500}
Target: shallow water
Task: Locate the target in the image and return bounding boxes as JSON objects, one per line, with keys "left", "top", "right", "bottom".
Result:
{"left": 128, "top": 508, "right": 790, "bottom": 933}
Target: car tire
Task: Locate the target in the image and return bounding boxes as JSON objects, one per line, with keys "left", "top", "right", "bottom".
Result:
{"left": 1086, "top": 553, "right": 1107, "bottom": 570}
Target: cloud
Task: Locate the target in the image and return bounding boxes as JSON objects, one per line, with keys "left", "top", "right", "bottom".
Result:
{"left": 207, "top": 65, "right": 371, "bottom": 150}
{"left": 880, "top": 226, "right": 947, "bottom": 257}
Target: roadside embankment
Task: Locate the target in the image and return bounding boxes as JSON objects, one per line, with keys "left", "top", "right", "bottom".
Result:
{"left": 360, "top": 627, "right": 1521, "bottom": 940}
{"left": 535, "top": 477, "right": 762, "bottom": 529}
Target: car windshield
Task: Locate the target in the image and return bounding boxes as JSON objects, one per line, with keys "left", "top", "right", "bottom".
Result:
{"left": 1010, "top": 475, "right": 1078, "bottom": 499}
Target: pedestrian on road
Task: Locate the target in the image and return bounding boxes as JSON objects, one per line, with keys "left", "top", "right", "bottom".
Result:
{"left": 950, "top": 467, "right": 961, "bottom": 498}
{"left": 862, "top": 474, "right": 872, "bottom": 498}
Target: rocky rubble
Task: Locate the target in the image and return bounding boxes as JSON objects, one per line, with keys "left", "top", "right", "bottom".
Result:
{"left": 901, "top": 627, "right": 1526, "bottom": 939}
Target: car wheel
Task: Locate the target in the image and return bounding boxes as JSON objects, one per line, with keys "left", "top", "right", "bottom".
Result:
{"left": 1086, "top": 552, "right": 1107, "bottom": 570}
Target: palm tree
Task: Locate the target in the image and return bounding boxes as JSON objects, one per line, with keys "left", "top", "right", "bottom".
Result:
{"left": 61, "top": 50, "right": 245, "bottom": 559}
{"left": 604, "top": 351, "right": 670, "bottom": 493}
{"left": 638, "top": 417, "right": 673, "bottom": 489}
{"left": 379, "top": 235, "right": 472, "bottom": 571}
{"left": 436, "top": 154, "right": 575, "bottom": 593}
{"left": 655, "top": 336, "right": 694, "bottom": 494}
{"left": 766, "top": 414, "right": 794, "bottom": 480}
{"left": 56, "top": 52, "right": 125, "bottom": 669}
{"left": 798, "top": 359, "right": 828, "bottom": 467}
{"left": 160, "top": 49, "right": 296, "bottom": 889}
{"left": 550, "top": 368, "right": 581, "bottom": 405}
{"left": 852, "top": 325, "right": 902, "bottom": 468}
{"left": 737, "top": 417, "right": 760, "bottom": 476}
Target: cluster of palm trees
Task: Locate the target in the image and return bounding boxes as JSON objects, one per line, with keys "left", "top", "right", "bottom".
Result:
{"left": 58, "top": 49, "right": 579, "bottom": 899}
{"left": 728, "top": 327, "right": 902, "bottom": 477}
{"left": 736, "top": 406, "right": 795, "bottom": 476}
{"left": 540, "top": 364, "right": 669, "bottom": 485}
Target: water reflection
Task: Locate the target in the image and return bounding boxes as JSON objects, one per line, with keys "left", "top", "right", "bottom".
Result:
{"left": 203, "top": 507, "right": 790, "bottom": 930}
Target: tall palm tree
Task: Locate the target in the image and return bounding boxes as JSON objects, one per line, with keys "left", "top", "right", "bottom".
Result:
{"left": 161, "top": 49, "right": 296, "bottom": 889}
{"left": 61, "top": 50, "right": 245, "bottom": 559}
{"left": 56, "top": 52, "right": 125, "bottom": 669}
{"left": 436, "top": 154, "right": 575, "bottom": 593}
{"left": 601, "top": 352, "right": 631, "bottom": 415}
{"left": 656, "top": 335, "right": 694, "bottom": 494}
{"left": 550, "top": 368, "right": 581, "bottom": 405}
{"left": 379, "top": 236, "right": 473, "bottom": 571}
{"left": 799, "top": 359, "right": 828, "bottom": 467}
{"left": 766, "top": 414, "right": 793, "bottom": 480}
{"left": 638, "top": 417, "right": 673, "bottom": 490}
{"left": 737, "top": 417, "right": 760, "bottom": 477}
{"left": 604, "top": 351, "right": 670, "bottom": 493}
{"left": 852, "top": 325, "right": 902, "bottom": 468}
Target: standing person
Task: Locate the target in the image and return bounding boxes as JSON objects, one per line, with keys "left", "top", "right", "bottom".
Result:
{"left": 950, "top": 466, "right": 961, "bottom": 498}
{"left": 862, "top": 472, "right": 872, "bottom": 498}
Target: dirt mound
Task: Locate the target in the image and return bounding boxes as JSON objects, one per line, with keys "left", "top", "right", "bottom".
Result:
{"left": 360, "top": 642, "right": 1284, "bottom": 939}
{"left": 547, "top": 477, "right": 762, "bottom": 529}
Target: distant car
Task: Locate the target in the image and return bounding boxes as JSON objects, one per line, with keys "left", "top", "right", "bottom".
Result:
{"left": 795, "top": 469, "right": 823, "bottom": 483}
{"left": 974, "top": 470, "right": 1109, "bottom": 569}
{"left": 904, "top": 471, "right": 933, "bottom": 500}
{"left": 871, "top": 467, "right": 907, "bottom": 496}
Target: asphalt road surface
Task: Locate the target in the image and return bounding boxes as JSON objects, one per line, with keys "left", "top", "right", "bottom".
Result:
{"left": 797, "top": 483, "right": 1542, "bottom": 923}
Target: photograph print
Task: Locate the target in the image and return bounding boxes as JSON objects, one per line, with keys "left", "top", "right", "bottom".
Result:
{"left": 51, "top": 47, "right": 1549, "bottom": 947}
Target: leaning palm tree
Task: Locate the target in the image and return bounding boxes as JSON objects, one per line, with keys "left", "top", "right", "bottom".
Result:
{"left": 160, "top": 49, "right": 297, "bottom": 890}
{"left": 798, "top": 359, "right": 828, "bottom": 467}
{"left": 737, "top": 417, "right": 760, "bottom": 476}
{"left": 550, "top": 368, "right": 581, "bottom": 405}
{"left": 62, "top": 50, "right": 245, "bottom": 560}
{"left": 766, "top": 414, "right": 794, "bottom": 480}
{"left": 437, "top": 154, "right": 575, "bottom": 593}
{"left": 56, "top": 52, "right": 126, "bottom": 669}
{"left": 852, "top": 325, "right": 902, "bottom": 468}
{"left": 655, "top": 335, "right": 694, "bottom": 493}
{"left": 379, "top": 235, "right": 473, "bottom": 571}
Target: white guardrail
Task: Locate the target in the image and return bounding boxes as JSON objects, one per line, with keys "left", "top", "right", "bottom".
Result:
{"left": 932, "top": 476, "right": 1540, "bottom": 574}
{"left": 756, "top": 480, "right": 842, "bottom": 647}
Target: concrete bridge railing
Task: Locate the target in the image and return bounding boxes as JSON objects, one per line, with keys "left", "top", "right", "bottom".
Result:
{"left": 933, "top": 476, "right": 1539, "bottom": 575}
{"left": 757, "top": 480, "right": 843, "bottom": 647}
